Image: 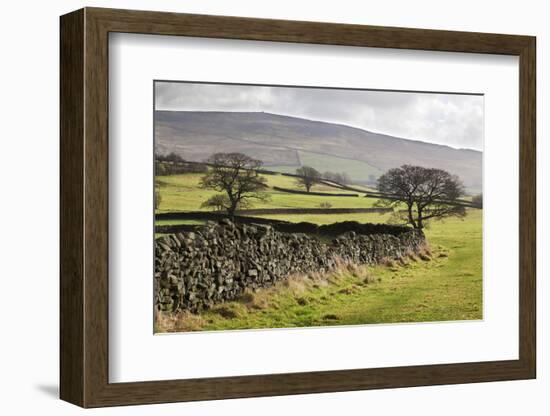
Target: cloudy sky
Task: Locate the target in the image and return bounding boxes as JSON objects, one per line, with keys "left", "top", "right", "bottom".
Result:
{"left": 155, "top": 81, "right": 484, "bottom": 151}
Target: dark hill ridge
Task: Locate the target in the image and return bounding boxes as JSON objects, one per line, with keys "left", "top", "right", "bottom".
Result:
{"left": 155, "top": 111, "right": 482, "bottom": 192}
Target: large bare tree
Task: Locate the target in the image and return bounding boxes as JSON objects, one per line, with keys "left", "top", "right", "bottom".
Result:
{"left": 200, "top": 153, "right": 268, "bottom": 218}
{"left": 377, "top": 165, "right": 466, "bottom": 230}
{"left": 295, "top": 166, "right": 321, "bottom": 192}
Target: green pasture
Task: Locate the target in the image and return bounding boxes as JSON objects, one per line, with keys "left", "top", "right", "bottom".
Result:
{"left": 268, "top": 150, "right": 382, "bottom": 182}
{"left": 154, "top": 168, "right": 482, "bottom": 330}
{"left": 262, "top": 173, "right": 359, "bottom": 194}
{"left": 157, "top": 209, "right": 482, "bottom": 331}
{"left": 251, "top": 212, "right": 393, "bottom": 225}
{"left": 156, "top": 219, "right": 205, "bottom": 226}
{"left": 156, "top": 173, "right": 379, "bottom": 213}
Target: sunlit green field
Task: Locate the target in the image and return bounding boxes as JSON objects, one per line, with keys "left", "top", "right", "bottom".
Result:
{"left": 154, "top": 170, "right": 482, "bottom": 332}
{"left": 156, "top": 210, "right": 482, "bottom": 332}
{"left": 155, "top": 213, "right": 392, "bottom": 228}
{"left": 252, "top": 212, "right": 393, "bottom": 225}
{"left": 267, "top": 150, "right": 382, "bottom": 182}
{"left": 156, "top": 173, "right": 378, "bottom": 213}
{"left": 262, "top": 173, "right": 361, "bottom": 194}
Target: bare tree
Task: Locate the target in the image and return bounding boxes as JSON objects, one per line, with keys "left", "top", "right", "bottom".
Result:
{"left": 340, "top": 172, "right": 352, "bottom": 185}
{"left": 323, "top": 171, "right": 336, "bottom": 182}
{"left": 199, "top": 153, "right": 268, "bottom": 218}
{"left": 165, "top": 152, "right": 184, "bottom": 163}
{"left": 295, "top": 166, "right": 321, "bottom": 192}
{"left": 377, "top": 165, "right": 466, "bottom": 230}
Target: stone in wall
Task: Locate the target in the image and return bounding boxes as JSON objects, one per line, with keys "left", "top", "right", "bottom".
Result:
{"left": 155, "top": 219, "right": 425, "bottom": 313}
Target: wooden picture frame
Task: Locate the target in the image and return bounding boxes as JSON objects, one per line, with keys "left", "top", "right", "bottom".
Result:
{"left": 60, "top": 7, "right": 536, "bottom": 408}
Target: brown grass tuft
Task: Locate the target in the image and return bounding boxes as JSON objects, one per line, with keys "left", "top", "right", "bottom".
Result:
{"left": 242, "top": 291, "right": 270, "bottom": 310}
{"left": 416, "top": 243, "right": 433, "bottom": 261}
{"left": 237, "top": 291, "right": 255, "bottom": 303}
{"left": 363, "top": 273, "right": 377, "bottom": 285}
{"left": 379, "top": 257, "right": 396, "bottom": 268}
{"left": 422, "top": 245, "right": 432, "bottom": 257}
{"left": 155, "top": 257, "right": 386, "bottom": 332}
{"left": 338, "top": 286, "right": 360, "bottom": 295}
{"left": 212, "top": 305, "right": 240, "bottom": 319}
{"left": 418, "top": 252, "right": 432, "bottom": 261}
{"left": 154, "top": 310, "right": 207, "bottom": 333}
{"left": 396, "top": 256, "right": 409, "bottom": 267}
{"left": 404, "top": 249, "right": 419, "bottom": 262}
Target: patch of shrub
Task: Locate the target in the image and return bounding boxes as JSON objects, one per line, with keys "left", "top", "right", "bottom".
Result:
{"left": 154, "top": 311, "right": 207, "bottom": 332}
{"left": 419, "top": 252, "right": 432, "bottom": 261}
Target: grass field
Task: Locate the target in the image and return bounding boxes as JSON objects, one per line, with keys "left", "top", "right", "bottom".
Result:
{"left": 155, "top": 213, "right": 392, "bottom": 228}
{"left": 155, "top": 169, "right": 482, "bottom": 331}
{"left": 252, "top": 212, "right": 393, "bottom": 225}
{"left": 267, "top": 150, "right": 382, "bottom": 182}
{"left": 262, "top": 173, "right": 361, "bottom": 194}
{"left": 156, "top": 172, "right": 378, "bottom": 214}
{"left": 156, "top": 209, "right": 482, "bottom": 332}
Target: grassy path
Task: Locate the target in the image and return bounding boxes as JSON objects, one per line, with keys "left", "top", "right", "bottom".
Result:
{"left": 156, "top": 210, "right": 482, "bottom": 332}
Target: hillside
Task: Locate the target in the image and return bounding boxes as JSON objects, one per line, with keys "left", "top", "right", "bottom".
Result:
{"left": 155, "top": 111, "right": 482, "bottom": 192}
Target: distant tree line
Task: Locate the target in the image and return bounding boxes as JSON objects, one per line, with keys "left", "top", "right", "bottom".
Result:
{"left": 155, "top": 148, "right": 474, "bottom": 231}
{"left": 157, "top": 152, "right": 184, "bottom": 163}
{"left": 294, "top": 166, "right": 353, "bottom": 192}
{"left": 155, "top": 152, "right": 207, "bottom": 176}
{"left": 322, "top": 171, "right": 351, "bottom": 185}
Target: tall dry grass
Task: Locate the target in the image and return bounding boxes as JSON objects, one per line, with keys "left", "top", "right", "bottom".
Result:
{"left": 155, "top": 256, "right": 378, "bottom": 333}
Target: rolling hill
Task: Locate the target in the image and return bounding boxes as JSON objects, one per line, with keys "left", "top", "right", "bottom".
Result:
{"left": 155, "top": 111, "right": 482, "bottom": 192}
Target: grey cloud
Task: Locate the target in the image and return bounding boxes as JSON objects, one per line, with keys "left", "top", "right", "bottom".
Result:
{"left": 155, "top": 81, "right": 483, "bottom": 150}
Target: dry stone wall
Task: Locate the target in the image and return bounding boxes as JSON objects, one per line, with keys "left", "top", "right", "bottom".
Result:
{"left": 155, "top": 219, "right": 425, "bottom": 313}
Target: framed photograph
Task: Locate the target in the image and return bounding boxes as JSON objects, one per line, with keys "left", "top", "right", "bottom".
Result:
{"left": 60, "top": 7, "right": 536, "bottom": 408}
